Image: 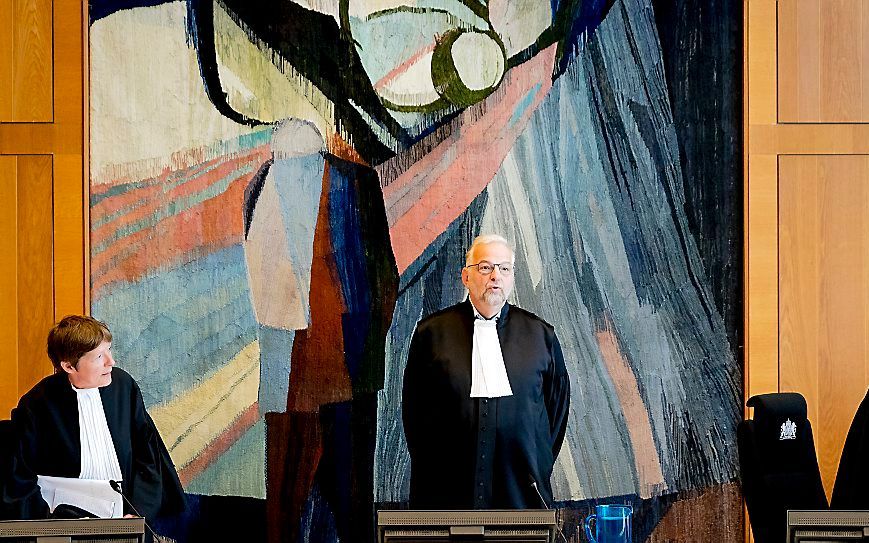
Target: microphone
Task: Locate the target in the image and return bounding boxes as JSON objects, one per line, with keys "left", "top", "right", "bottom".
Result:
{"left": 109, "top": 480, "right": 161, "bottom": 543}
{"left": 528, "top": 475, "right": 568, "bottom": 543}
{"left": 528, "top": 474, "right": 550, "bottom": 509}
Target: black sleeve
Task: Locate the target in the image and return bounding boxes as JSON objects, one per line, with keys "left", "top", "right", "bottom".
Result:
{"left": 543, "top": 332, "right": 570, "bottom": 459}
{"left": 127, "top": 381, "right": 185, "bottom": 520}
{"left": 402, "top": 325, "right": 430, "bottom": 454}
{"left": 2, "top": 404, "right": 50, "bottom": 519}
{"left": 832, "top": 390, "right": 869, "bottom": 508}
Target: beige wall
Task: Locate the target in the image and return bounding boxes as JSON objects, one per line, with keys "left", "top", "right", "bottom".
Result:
{"left": 0, "top": 0, "right": 88, "bottom": 417}
{"left": 746, "top": 0, "right": 869, "bottom": 501}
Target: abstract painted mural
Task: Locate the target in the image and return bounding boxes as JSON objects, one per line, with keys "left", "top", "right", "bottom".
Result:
{"left": 89, "top": 0, "right": 742, "bottom": 541}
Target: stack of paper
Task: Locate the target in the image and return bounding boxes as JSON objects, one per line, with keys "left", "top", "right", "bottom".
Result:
{"left": 36, "top": 476, "right": 123, "bottom": 518}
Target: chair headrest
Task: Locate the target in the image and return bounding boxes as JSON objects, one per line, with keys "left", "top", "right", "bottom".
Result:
{"left": 747, "top": 392, "right": 808, "bottom": 421}
{"left": 746, "top": 393, "right": 813, "bottom": 460}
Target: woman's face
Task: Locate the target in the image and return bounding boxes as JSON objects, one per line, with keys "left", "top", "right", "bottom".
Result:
{"left": 62, "top": 340, "right": 115, "bottom": 389}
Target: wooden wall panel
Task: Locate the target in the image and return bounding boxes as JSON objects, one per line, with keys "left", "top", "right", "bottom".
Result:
{"left": 749, "top": 0, "right": 869, "bottom": 516}
{"left": 0, "top": 155, "right": 55, "bottom": 413}
{"left": 0, "top": 0, "right": 85, "bottom": 416}
{"left": 53, "top": 154, "right": 86, "bottom": 317}
{"left": 778, "top": 0, "right": 869, "bottom": 123}
{"left": 16, "top": 155, "right": 55, "bottom": 391}
{"left": 0, "top": 1, "right": 13, "bottom": 121}
{"left": 9, "top": 0, "right": 53, "bottom": 122}
{"left": 0, "top": 156, "right": 19, "bottom": 416}
{"left": 776, "top": 1, "right": 819, "bottom": 122}
{"left": 779, "top": 155, "right": 869, "bottom": 498}
{"left": 745, "top": 154, "right": 779, "bottom": 398}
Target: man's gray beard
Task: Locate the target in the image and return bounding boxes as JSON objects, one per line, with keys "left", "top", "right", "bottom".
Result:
{"left": 482, "top": 289, "right": 506, "bottom": 306}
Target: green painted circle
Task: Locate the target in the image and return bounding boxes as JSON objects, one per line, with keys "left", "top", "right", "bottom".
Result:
{"left": 431, "top": 29, "right": 507, "bottom": 108}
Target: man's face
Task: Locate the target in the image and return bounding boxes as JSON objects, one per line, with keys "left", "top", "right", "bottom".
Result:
{"left": 62, "top": 340, "right": 115, "bottom": 389}
{"left": 462, "top": 242, "right": 515, "bottom": 316}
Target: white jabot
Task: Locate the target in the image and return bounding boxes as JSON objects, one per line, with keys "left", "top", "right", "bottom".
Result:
{"left": 73, "top": 386, "right": 123, "bottom": 482}
{"left": 469, "top": 306, "right": 513, "bottom": 398}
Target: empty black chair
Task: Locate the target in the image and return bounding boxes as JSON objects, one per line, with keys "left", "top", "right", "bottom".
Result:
{"left": 738, "top": 393, "right": 828, "bottom": 543}
{"left": 831, "top": 389, "right": 869, "bottom": 509}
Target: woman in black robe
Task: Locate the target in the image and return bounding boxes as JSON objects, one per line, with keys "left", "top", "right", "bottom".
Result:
{"left": 1, "top": 315, "right": 184, "bottom": 521}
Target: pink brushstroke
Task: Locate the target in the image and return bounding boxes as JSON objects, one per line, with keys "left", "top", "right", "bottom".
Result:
{"left": 373, "top": 43, "right": 438, "bottom": 91}
{"left": 381, "top": 45, "right": 557, "bottom": 273}
{"left": 595, "top": 326, "right": 667, "bottom": 499}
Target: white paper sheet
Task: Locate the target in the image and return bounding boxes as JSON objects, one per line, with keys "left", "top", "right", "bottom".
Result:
{"left": 36, "top": 475, "right": 123, "bottom": 518}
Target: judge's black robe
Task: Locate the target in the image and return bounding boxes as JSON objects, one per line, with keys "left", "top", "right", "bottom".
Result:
{"left": 402, "top": 301, "right": 570, "bottom": 509}
{"left": 832, "top": 388, "right": 869, "bottom": 508}
{"left": 2, "top": 368, "right": 185, "bottom": 520}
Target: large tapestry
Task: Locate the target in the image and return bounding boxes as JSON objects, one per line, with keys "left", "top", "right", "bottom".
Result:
{"left": 89, "top": 0, "right": 742, "bottom": 541}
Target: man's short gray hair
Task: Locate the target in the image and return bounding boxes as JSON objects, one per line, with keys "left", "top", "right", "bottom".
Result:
{"left": 465, "top": 235, "right": 515, "bottom": 265}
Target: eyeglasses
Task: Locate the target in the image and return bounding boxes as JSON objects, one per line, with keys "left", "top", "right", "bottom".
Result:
{"left": 465, "top": 261, "right": 514, "bottom": 276}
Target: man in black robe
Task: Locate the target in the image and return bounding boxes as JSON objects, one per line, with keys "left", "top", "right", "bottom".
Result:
{"left": 2, "top": 316, "right": 185, "bottom": 521}
{"left": 402, "top": 235, "right": 571, "bottom": 509}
